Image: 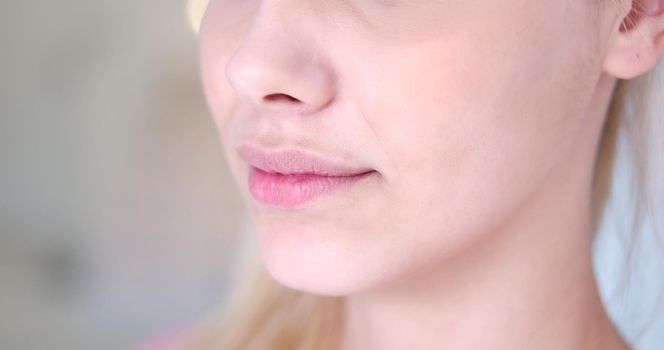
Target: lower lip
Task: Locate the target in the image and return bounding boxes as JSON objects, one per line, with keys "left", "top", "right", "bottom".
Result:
{"left": 248, "top": 167, "right": 376, "bottom": 209}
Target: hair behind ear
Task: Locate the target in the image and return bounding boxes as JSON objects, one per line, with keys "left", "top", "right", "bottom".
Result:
{"left": 187, "top": 0, "right": 209, "bottom": 35}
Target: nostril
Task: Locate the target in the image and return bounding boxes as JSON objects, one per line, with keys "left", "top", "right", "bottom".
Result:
{"left": 264, "top": 93, "right": 300, "bottom": 103}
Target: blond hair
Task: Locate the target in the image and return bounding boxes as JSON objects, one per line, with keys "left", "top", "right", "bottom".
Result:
{"left": 184, "top": 0, "right": 664, "bottom": 348}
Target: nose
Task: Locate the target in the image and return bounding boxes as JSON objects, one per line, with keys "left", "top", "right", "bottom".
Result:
{"left": 224, "top": 3, "right": 337, "bottom": 116}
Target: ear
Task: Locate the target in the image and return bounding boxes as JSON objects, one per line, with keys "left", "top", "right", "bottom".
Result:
{"left": 602, "top": 0, "right": 664, "bottom": 80}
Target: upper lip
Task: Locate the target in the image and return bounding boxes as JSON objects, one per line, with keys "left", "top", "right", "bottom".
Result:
{"left": 236, "top": 144, "right": 375, "bottom": 176}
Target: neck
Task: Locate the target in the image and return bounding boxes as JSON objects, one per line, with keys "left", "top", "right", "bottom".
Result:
{"left": 337, "top": 76, "right": 630, "bottom": 350}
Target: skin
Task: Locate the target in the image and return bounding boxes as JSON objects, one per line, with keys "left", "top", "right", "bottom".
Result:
{"left": 198, "top": 0, "right": 664, "bottom": 349}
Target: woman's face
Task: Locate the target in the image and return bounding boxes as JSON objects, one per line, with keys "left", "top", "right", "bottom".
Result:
{"left": 199, "top": 0, "right": 616, "bottom": 295}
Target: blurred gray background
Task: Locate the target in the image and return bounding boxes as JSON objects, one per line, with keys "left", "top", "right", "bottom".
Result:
{"left": 2, "top": 0, "right": 246, "bottom": 348}
{"left": 0, "top": 0, "right": 662, "bottom": 349}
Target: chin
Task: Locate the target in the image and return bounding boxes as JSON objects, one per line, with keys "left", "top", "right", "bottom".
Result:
{"left": 253, "top": 222, "right": 377, "bottom": 297}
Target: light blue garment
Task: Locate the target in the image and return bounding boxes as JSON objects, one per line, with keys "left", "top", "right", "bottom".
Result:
{"left": 593, "top": 116, "right": 664, "bottom": 350}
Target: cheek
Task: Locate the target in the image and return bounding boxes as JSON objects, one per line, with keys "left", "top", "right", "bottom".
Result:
{"left": 199, "top": 36, "right": 234, "bottom": 134}
{"left": 199, "top": 12, "right": 258, "bottom": 187}
{"left": 352, "top": 6, "right": 599, "bottom": 260}
{"left": 198, "top": 4, "right": 257, "bottom": 139}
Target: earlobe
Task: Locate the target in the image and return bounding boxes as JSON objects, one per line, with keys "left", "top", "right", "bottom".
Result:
{"left": 602, "top": 0, "right": 664, "bottom": 80}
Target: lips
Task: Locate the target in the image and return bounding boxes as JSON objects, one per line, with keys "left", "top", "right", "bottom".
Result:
{"left": 236, "top": 144, "right": 375, "bottom": 177}
{"left": 236, "top": 143, "right": 377, "bottom": 209}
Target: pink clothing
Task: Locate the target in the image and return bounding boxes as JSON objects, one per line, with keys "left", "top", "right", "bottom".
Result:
{"left": 133, "top": 328, "right": 189, "bottom": 350}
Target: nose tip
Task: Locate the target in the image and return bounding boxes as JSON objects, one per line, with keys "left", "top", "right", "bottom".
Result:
{"left": 223, "top": 18, "right": 337, "bottom": 116}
